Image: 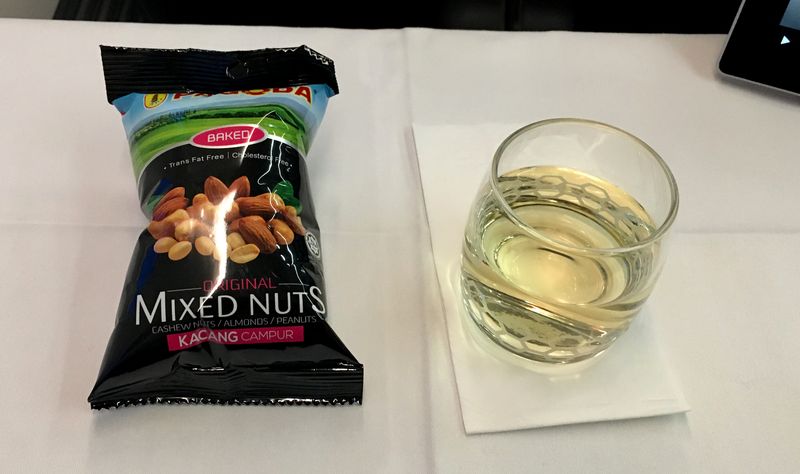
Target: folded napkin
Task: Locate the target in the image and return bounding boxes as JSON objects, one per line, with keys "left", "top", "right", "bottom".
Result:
{"left": 413, "top": 123, "right": 689, "bottom": 434}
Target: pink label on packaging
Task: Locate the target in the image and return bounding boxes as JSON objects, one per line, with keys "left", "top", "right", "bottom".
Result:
{"left": 191, "top": 124, "right": 267, "bottom": 148}
{"left": 166, "top": 326, "right": 304, "bottom": 351}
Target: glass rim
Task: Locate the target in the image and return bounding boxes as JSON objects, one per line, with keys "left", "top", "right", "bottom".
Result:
{"left": 490, "top": 118, "right": 680, "bottom": 256}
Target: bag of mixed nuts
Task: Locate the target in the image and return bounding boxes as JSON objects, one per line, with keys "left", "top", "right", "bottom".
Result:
{"left": 88, "top": 46, "right": 363, "bottom": 408}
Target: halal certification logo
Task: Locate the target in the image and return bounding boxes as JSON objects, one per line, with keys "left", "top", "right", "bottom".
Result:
{"left": 143, "top": 93, "right": 167, "bottom": 109}
{"left": 305, "top": 232, "right": 321, "bottom": 259}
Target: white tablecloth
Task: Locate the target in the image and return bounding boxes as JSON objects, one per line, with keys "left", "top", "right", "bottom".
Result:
{"left": 0, "top": 19, "right": 798, "bottom": 472}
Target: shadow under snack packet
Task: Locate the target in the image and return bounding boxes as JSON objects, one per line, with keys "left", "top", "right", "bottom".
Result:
{"left": 88, "top": 45, "right": 363, "bottom": 409}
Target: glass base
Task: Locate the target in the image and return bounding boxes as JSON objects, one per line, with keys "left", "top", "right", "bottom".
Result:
{"left": 461, "top": 311, "right": 609, "bottom": 376}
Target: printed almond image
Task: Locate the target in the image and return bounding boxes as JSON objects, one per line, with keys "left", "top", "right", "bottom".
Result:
{"left": 147, "top": 176, "right": 305, "bottom": 262}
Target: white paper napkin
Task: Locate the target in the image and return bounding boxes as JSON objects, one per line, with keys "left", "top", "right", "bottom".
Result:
{"left": 413, "top": 123, "right": 689, "bottom": 434}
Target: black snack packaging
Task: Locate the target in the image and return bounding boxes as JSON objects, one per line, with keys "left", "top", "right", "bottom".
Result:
{"left": 88, "top": 45, "right": 363, "bottom": 409}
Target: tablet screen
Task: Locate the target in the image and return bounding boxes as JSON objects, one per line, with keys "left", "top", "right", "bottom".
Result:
{"left": 719, "top": 0, "right": 800, "bottom": 96}
{"left": 780, "top": 0, "right": 800, "bottom": 30}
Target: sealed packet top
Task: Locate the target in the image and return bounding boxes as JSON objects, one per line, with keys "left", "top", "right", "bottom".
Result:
{"left": 88, "top": 45, "right": 363, "bottom": 408}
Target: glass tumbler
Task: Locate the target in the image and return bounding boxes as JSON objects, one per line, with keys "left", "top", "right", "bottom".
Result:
{"left": 461, "top": 119, "right": 679, "bottom": 367}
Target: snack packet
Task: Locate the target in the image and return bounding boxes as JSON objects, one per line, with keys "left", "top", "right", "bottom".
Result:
{"left": 88, "top": 46, "right": 363, "bottom": 408}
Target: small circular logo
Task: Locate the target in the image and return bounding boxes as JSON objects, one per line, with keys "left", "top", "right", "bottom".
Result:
{"left": 305, "top": 232, "right": 320, "bottom": 259}
{"left": 144, "top": 93, "right": 167, "bottom": 109}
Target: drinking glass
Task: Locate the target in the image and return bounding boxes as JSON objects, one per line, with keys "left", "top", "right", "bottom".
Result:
{"left": 461, "top": 118, "right": 679, "bottom": 367}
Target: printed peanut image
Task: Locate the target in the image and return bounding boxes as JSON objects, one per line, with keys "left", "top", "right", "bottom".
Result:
{"left": 147, "top": 176, "right": 306, "bottom": 262}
